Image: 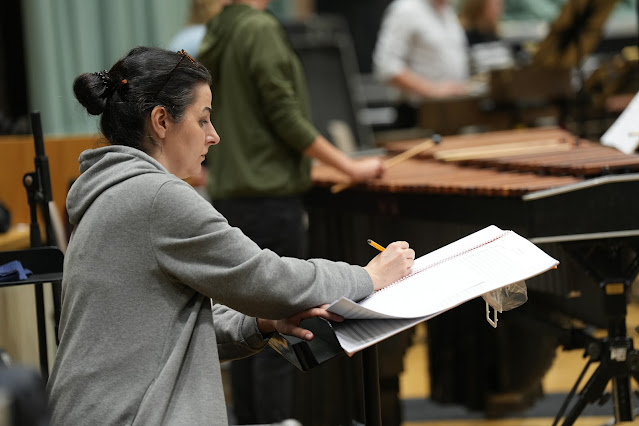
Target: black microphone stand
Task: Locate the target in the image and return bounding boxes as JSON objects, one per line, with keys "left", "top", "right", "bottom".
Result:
{"left": 24, "top": 112, "right": 56, "bottom": 380}
{"left": 23, "top": 111, "right": 55, "bottom": 249}
{"left": 0, "top": 111, "right": 64, "bottom": 382}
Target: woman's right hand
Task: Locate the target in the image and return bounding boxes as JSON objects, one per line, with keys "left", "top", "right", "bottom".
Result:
{"left": 346, "top": 157, "right": 385, "bottom": 182}
{"left": 430, "top": 81, "right": 469, "bottom": 98}
{"left": 363, "top": 241, "right": 415, "bottom": 291}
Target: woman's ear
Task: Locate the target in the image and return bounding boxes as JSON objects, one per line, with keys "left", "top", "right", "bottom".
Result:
{"left": 149, "top": 106, "right": 169, "bottom": 140}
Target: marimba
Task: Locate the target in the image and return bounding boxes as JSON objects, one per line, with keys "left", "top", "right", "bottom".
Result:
{"left": 305, "top": 127, "right": 639, "bottom": 424}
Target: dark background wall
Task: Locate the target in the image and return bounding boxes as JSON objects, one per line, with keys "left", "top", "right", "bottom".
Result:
{"left": 0, "top": 1, "right": 29, "bottom": 134}
{"left": 315, "top": 0, "right": 393, "bottom": 74}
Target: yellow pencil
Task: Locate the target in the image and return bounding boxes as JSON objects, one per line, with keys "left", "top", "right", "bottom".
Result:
{"left": 367, "top": 239, "right": 386, "bottom": 252}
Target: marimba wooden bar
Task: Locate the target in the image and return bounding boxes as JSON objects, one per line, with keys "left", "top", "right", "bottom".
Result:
{"left": 315, "top": 127, "right": 639, "bottom": 198}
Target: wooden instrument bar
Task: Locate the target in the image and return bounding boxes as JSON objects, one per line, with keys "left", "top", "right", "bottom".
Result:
{"left": 314, "top": 158, "right": 582, "bottom": 197}
{"left": 313, "top": 127, "right": 639, "bottom": 197}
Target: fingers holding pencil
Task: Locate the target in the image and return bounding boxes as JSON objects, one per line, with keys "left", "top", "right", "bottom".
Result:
{"left": 364, "top": 240, "right": 415, "bottom": 291}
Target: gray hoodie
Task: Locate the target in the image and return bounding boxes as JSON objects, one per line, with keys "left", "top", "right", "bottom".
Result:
{"left": 46, "top": 145, "right": 372, "bottom": 425}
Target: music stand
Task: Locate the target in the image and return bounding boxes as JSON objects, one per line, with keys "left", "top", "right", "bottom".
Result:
{"left": 549, "top": 236, "right": 639, "bottom": 425}
{"left": 0, "top": 111, "right": 63, "bottom": 382}
{"left": 269, "top": 317, "right": 383, "bottom": 425}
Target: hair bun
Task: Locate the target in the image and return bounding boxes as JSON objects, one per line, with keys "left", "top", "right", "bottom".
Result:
{"left": 73, "top": 72, "right": 109, "bottom": 115}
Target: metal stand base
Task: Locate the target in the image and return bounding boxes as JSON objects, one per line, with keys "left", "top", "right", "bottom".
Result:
{"left": 552, "top": 236, "right": 639, "bottom": 425}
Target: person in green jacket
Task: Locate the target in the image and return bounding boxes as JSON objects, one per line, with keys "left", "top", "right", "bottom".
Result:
{"left": 198, "top": 1, "right": 385, "bottom": 424}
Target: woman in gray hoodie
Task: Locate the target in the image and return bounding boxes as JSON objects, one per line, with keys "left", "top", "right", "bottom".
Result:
{"left": 45, "top": 46, "right": 414, "bottom": 425}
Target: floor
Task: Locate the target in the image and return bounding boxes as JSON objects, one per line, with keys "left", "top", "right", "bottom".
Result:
{"left": 398, "top": 302, "right": 639, "bottom": 426}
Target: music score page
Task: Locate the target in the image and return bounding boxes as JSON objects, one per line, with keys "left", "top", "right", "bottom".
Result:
{"left": 327, "top": 225, "right": 559, "bottom": 355}
{"left": 601, "top": 90, "right": 639, "bottom": 154}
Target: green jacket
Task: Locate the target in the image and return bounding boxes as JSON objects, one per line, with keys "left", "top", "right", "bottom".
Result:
{"left": 199, "top": 4, "right": 318, "bottom": 200}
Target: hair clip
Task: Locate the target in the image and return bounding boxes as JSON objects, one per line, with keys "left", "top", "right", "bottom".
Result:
{"left": 94, "top": 70, "right": 111, "bottom": 87}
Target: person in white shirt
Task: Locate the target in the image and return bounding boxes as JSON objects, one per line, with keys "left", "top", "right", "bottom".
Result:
{"left": 373, "top": 0, "right": 470, "bottom": 126}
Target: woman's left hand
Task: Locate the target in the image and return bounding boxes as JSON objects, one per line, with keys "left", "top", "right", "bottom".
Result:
{"left": 257, "top": 305, "right": 344, "bottom": 341}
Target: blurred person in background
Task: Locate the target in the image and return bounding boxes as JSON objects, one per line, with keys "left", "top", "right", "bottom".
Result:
{"left": 459, "top": 0, "right": 514, "bottom": 74}
{"left": 168, "top": 0, "right": 228, "bottom": 58}
{"left": 372, "top": 0, "right": 470, "bottom": 128}
{"left": 460, "top": 0, "right": 503, "bottom": 45}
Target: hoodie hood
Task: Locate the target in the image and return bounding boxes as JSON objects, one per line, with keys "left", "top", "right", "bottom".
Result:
{"left": 66, "top": 145, "right": 168, "bottom": 225}
{"left": 198, "top": 4, "right": 257, "bottom": 83}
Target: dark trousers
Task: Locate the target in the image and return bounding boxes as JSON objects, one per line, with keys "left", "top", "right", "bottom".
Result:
{"left": 213, "top": 196, "right": 306, "bottom": 424}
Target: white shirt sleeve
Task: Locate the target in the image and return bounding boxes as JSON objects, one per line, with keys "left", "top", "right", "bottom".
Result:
{"left": 373, "top": 1, "right": 416, "bottom": 82}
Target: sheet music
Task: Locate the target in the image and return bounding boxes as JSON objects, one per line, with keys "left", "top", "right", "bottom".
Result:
{"left": 601, "top": 91, "right": 639, "bottom": 154}
{"left": 327, "top": 225, "right": 559, "bottom": 355}
{"left": 330, "top": 317, "right": 431, "bottom": 355}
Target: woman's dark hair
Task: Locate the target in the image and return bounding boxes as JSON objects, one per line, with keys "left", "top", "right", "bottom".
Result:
{"left": 73, "top": 46, "right": 212, "bottom": 152}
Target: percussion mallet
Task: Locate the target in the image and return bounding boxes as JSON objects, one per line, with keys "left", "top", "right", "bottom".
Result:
{"left": 331, "top": 134, "right": 441, "bottom": 194}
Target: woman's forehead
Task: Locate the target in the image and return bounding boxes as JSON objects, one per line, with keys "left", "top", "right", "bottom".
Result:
{"left": 191, "top": 83, "right": 212, "bottom": 107}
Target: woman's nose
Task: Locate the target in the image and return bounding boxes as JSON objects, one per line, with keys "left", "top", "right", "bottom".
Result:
{"left": 208, "top": 124, "right": 220, "bottom": 145}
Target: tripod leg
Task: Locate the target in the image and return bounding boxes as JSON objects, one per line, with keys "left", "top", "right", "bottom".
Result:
{"left": 552, "top": 359, "right": 592, "bottom": 426}
{"left": 562, "top": 363, "right": 611, "bottom": 425}
{"left": 612, "top": 375, "right": 633, "bottom": 422}
{"left": 629, "top": 349, "right": 639, "bottom": 386}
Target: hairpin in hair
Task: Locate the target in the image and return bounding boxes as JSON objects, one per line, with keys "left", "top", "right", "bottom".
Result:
{"left": 94, "top": 70, "right": 110, "bottom": 87}
{"left": 95, "top": 70, "right": 120, "bottom": 99}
